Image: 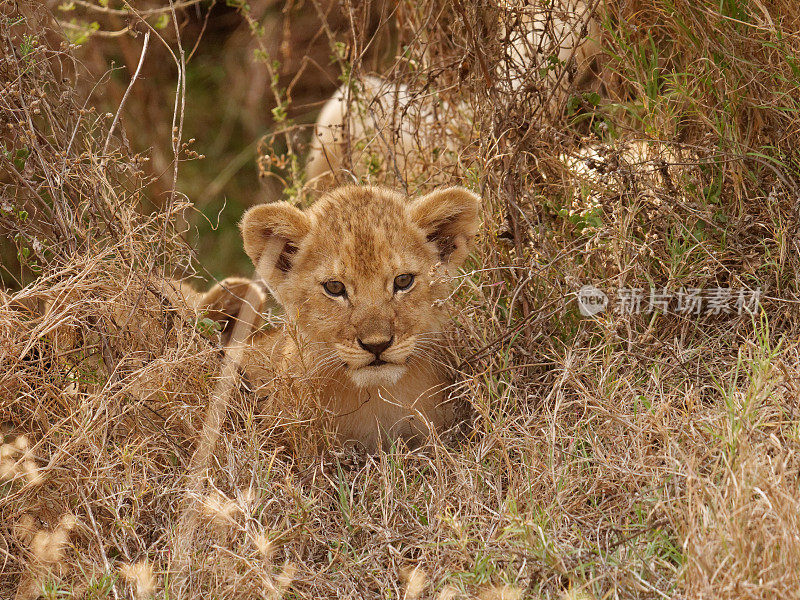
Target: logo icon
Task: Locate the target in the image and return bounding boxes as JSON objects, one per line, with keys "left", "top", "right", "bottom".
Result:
{"left": 577, "top": 285, "right": 608, "bottom": 316}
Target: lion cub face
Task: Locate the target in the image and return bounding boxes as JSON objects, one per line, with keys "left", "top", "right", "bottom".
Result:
{"left": 240, "top": 186, "right": 480, "bottom": 388}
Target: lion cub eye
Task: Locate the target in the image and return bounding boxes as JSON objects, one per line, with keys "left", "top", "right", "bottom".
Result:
{"left": 322, "top": 280, "right": 346, "bottom": 297}
{"left": 393, "top": 273, "right": 415, "bottom": 292}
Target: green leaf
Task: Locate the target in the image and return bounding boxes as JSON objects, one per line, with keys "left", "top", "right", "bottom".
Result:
{"left": 66, "top": 20, "right": 100, "bottom": 46}
{"left": 13, "top": 147, "right": 29, "bottom": 171}
{"left": 271, "top": 103, "right": 287, "bottom": 122}
{"left": 154, "top": 14, "right": 170, "bottom": 30}
{"left": 197, "top": 317, "right": 222, "bottom": 337}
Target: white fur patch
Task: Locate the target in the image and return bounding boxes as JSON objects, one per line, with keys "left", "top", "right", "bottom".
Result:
{"left": 348, "top": 364, "right": 406, "bottom": 387}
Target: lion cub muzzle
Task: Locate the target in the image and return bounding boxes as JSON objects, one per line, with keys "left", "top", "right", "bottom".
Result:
{"left": 358, "top": 336, "right": 393, "bottom": 365}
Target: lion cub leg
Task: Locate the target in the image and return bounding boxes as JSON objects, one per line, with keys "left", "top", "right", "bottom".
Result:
{"left": 197, "top": 277, "right": 270, "bottom": 344}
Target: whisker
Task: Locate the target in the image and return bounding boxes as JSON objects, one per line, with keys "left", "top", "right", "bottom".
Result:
{"left": 307, "top": 356, "right": 340, "bottom": 376}
{"left": 304, "top": 350, "right": 341, "bottom": 378}
{"left": 410, "top": 348, "right": 452, "bottom": 372}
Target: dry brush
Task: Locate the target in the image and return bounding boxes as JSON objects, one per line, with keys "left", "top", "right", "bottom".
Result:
{"left": 3, "top": 1, "right": 800, "bottom": 599}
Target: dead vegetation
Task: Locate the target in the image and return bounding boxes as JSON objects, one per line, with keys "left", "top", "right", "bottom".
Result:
{"left": 3, "top": 0, "right": 800, "bottom": 598}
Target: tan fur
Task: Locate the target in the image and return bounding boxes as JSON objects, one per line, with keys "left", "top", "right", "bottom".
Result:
{"left": 305, "top": 77, "right": 430, "bottom": 186}
{"left": 306, "top": 2, "right": 603, "bottom": 182}
{"left": 501, "top": 0, "right": 602, "bottom": 101}
{"left": 192, "top": 277, "right": 270, "bottom": 344}
{"left": 213, "top": 185, "right": 481, "bottom": 450}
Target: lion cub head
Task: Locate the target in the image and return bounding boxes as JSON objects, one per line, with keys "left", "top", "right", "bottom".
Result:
{"left": 240, "top": 185, "right": 480, "bottom": 387}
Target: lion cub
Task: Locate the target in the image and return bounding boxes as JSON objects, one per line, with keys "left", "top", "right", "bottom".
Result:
{"left": 202, "top": 185, "right": 479, "bottom": 450}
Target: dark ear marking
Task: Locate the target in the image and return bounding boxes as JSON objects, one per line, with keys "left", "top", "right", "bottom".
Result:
{"left": 276, "top": 242, "right": 298, "bottom": 273}
{"left": 426, "top": 231, "right": 456, "bottom": 262}
{"left": 410, "top": 187, "right": 481, "bottom": 268}
{"left": 240, "top": 202, "right": 311, "bottom": 287}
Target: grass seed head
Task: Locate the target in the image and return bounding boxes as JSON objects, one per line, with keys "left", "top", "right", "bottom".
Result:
{"left": 479, "top": 585, "right": 524, "bottom": 600}
{"left": 199, "top": 491, "right": 240, "bottom": 533}
{"left": 252, "top": 531, "right": 275, "bottom": 561}
{"left": 29, "top": 514, "right": 75, "bottom": 565}
{"left": 120, "top": 560, "right": 157, "bottom": 600}
{"left": 435, "top": 585, "right": 460, "bottom": 600}
{"left": 402, "top": 565, "right": 428, "bottom": 599}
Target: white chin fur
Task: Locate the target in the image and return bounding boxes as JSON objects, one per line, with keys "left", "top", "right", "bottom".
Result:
{"left": 348, "top": 364, "right": 406, "bottom": 387}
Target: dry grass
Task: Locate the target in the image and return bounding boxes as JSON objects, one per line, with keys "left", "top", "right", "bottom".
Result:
{"left": 3, "top": 0, "right": 800, "bottom": 598}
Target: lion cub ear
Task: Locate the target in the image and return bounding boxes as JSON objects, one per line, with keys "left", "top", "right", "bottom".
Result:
{"left": 240, "top": 202, "right": 311, "bottom": 286}
{"left": 409, "top": 186, "right": 481, "bottom": 268}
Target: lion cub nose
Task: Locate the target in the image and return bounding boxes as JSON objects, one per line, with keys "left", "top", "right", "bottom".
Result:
{"left": 358, "top": 336, "right": 393, "bottom": 358}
